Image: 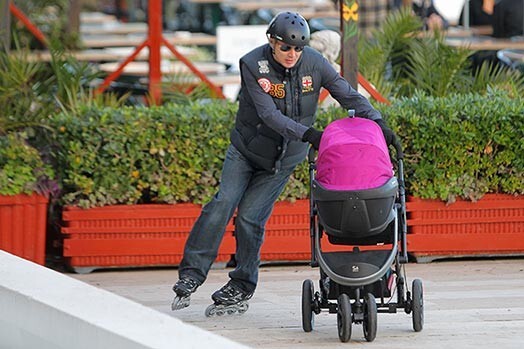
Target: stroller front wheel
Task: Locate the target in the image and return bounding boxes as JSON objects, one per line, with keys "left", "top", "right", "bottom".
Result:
{"left": 301, "top": 279, "right": 315, "bottom": 332}
{"left": 337, "top": 293, "right": 352, "bottom": 342}
{"left": 412, "top": 279, "right": 424, "bottom": 332}
{"left": 363, "top": 293, "right": 378, "bottom": 342}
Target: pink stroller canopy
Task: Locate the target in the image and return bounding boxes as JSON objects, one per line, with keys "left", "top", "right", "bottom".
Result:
{"left": 316, "top": 117, "right": 394, "bottom": 191}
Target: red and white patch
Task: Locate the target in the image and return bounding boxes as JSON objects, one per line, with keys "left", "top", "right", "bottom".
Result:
{"left": 302, "top": 76, "right": 314, "bottom": 93}
{"left": 258, "top": 78, "right": 271, "bottom": 93}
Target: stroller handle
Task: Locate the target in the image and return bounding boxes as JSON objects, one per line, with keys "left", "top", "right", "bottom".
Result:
{"left": 392, "top": 134, "right": 404, "bottom": 160}
{"left": 308, "top": 146, "right": 316, "bottom": 163}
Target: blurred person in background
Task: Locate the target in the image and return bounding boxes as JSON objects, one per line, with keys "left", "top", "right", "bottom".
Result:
{"left": 358, "top": 0, "right": 392, "bottom": 37}
{"left": 353, "top": 0, "right": 448, "bottom": 37}
{"left": 411, "top": 0, "right": 449, "bottom": 30}
{"left": 492, "top": 0, "right": 523, "bottom": 38}
{"left": 460, "top": 0, "right": 494, "bottom": 27}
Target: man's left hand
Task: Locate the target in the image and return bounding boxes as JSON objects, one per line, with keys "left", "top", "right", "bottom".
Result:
{"left": 302, "top": 127, "right": 323, "bottom": 150}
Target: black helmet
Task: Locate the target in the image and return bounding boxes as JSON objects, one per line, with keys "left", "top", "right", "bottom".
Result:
{"left": 266, "top": 12, "right": 310, "bottom": 47}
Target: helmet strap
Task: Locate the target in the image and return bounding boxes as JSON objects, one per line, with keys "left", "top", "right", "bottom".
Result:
{"left": 268, "top": 37, "right": 276, "bottom": 55}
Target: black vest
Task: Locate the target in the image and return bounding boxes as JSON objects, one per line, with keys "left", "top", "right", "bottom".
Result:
{"left": 230, "top": 45, "right": 325, "bottom": 173}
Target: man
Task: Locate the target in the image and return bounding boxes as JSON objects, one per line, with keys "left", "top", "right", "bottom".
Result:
{"left": 171, "top": 11, "right": 394, "bottom": 316}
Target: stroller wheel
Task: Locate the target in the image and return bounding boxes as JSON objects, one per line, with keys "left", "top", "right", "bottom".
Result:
{"left": 301, "top": 279, "right": 315, "bottom": 332}
{"left": 363, "top": 293, "right": 377, "bottom": 342}
{"left": 337, "top": 293, "right": 352, "bottom": 343}
{"left": 412, "top": 279, "right": 424, "bottom": 332}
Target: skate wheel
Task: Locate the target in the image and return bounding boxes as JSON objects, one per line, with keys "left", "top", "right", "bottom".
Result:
{"left": 171, "top": 296, "right": 190, "bottom": 311}
{"left": 238, "top": 302, "right": 249, "bottom": 314}
{"left": 205, "top": 304, "right": 217, "bottom": 317}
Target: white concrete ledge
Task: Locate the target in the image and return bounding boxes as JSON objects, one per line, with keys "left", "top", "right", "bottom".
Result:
{"left": 0, "top": 251, "right": 249, "bottom": 349}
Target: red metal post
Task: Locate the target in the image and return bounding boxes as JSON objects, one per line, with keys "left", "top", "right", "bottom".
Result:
{"left": 9, "top": 2, "right": 48, "bottom": 47}
{"left": 318, "top": 74, "right": 390, "bottom": 105}
{"left": 162, "top": 38, "right": 226, "bottom": 99}
{"left": 148, "top": 0, "right": 163, "bottom": 104}
{"left": 96, "top": 39, "right": 149, "bottom": 94}
{"left": 95, "top": 0, "right": 225, "bottom": 104}
{"left": 357, "top": 73, "right": 390, "bottom": 105}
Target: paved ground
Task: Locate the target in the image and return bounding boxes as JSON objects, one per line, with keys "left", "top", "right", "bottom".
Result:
{"left": 70, "top": 258, "right": 524, "bottom": 349}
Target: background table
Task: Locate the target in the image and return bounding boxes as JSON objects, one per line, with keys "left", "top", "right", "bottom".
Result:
{"left": 81, "top": 32, "right": 217, "bottom": 48}
{"left": 98, "top": 60, "right": 227, "bottom": 76}
{"left": 80, "top": 22, "right": 148, "bottom": 35}
{"left": 445, "top": 36, "right": 524, "bottom": 51}
{"left": 27, "top": 46, "right": 199, "bottom": 62}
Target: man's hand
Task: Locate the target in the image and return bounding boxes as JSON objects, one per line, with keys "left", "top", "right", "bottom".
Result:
{"left": 302, "top": 127, "right": 323, "bottom": 150}
{"left": 374, "top": 119, "right": 395, "bottom": 146}
{"left": 426, "top": 13, "right": 445, "bottom": 31}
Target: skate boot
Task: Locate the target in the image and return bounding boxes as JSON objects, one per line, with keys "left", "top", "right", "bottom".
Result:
{"left": 171, "top": 277, "right": 200, "bottom": 311}
{"left": 205, "top": 282, "right": 254, "bottom": 317}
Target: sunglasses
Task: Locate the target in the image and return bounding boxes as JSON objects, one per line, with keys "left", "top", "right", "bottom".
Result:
{"left": 278, "top": 43, "right": 304, "bottom": 52}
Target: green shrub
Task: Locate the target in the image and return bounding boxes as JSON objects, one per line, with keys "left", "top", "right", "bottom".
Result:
{"left": 11, "top": 0, "right": 80, "bottom": 50}
{"left": 359, "top": 8, "right": 524, "bottom": 99}
{"left": 50, "top": 100, "right": 237, "bottom": 207}
{"left": 379, "top": 89, "right": 524, "bottom": 202}
{"left": 0, "top": 133, "right": 55, "bottom": 196}
{"left": 49, "top": 92, "right": 522, "bottom": 208}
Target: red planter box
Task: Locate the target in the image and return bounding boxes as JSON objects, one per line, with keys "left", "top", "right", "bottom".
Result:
{"left": 261, "top": 200, "right": 310, "bottom": 262}
{"left": 61, "top": 195, "right": 524, "bottom": 271}
{"left": 61, "top": 203, "right": 236, "bottom": 273}
{"left": 61, "top": 201, "right": 314, "bottom": 273}
{"left": 406, "top": 194, "right": 524, "bottom": 262}
{"left": 0, "top": 193, "right": 48, "bottom": 265}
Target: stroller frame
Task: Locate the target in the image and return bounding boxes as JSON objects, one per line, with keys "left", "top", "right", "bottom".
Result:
{"left": 301, "top": 137, "right": 424, "bottom": 343}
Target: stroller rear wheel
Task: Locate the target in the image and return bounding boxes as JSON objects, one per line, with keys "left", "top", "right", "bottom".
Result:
{"left": 337, "top": 293, "right": 352, "bottom": 342}
{"left": 301, "top": 279, "right": 315, "bottom": 332}
{"left": 363, "top": 293, "right": 377, "bottom": 342}
{"left": 412, "top": 279, "right": 424, "bottom": 332}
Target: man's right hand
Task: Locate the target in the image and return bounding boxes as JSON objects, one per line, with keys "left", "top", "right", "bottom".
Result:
{"left": 374, "top": 119, "right": 395, "bottom": 146}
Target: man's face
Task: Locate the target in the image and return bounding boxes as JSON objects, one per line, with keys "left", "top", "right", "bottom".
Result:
{"left": 271, "top": 39, "right": 304, "bottom": 68}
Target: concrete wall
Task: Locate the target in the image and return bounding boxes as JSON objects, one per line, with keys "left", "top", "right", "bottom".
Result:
{"left": 0, "top": 251, "right": 249, "bottom": 349}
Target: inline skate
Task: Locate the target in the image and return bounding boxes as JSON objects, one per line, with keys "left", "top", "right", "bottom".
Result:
{"left": 205, "top": 282, "right": 253, "bottom": 317}
{"left": 171, "top": 277, "right": 200, "bottom": 311}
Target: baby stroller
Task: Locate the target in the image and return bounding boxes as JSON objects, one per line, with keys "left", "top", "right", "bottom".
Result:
{"left": 301, "top": 113, "right": 424, "bottom": 342}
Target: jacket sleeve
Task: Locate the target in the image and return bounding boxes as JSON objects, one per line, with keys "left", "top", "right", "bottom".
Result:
{"left": 240, "top": 62, "right": 309, "bottom": 141}
{"left": 319, "top": 58, "right": 383, "bottom": 121}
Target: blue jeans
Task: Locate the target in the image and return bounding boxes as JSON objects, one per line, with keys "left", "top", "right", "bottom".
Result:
{"left": 178, "top": 145, "right": 295, "bottom": 293}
